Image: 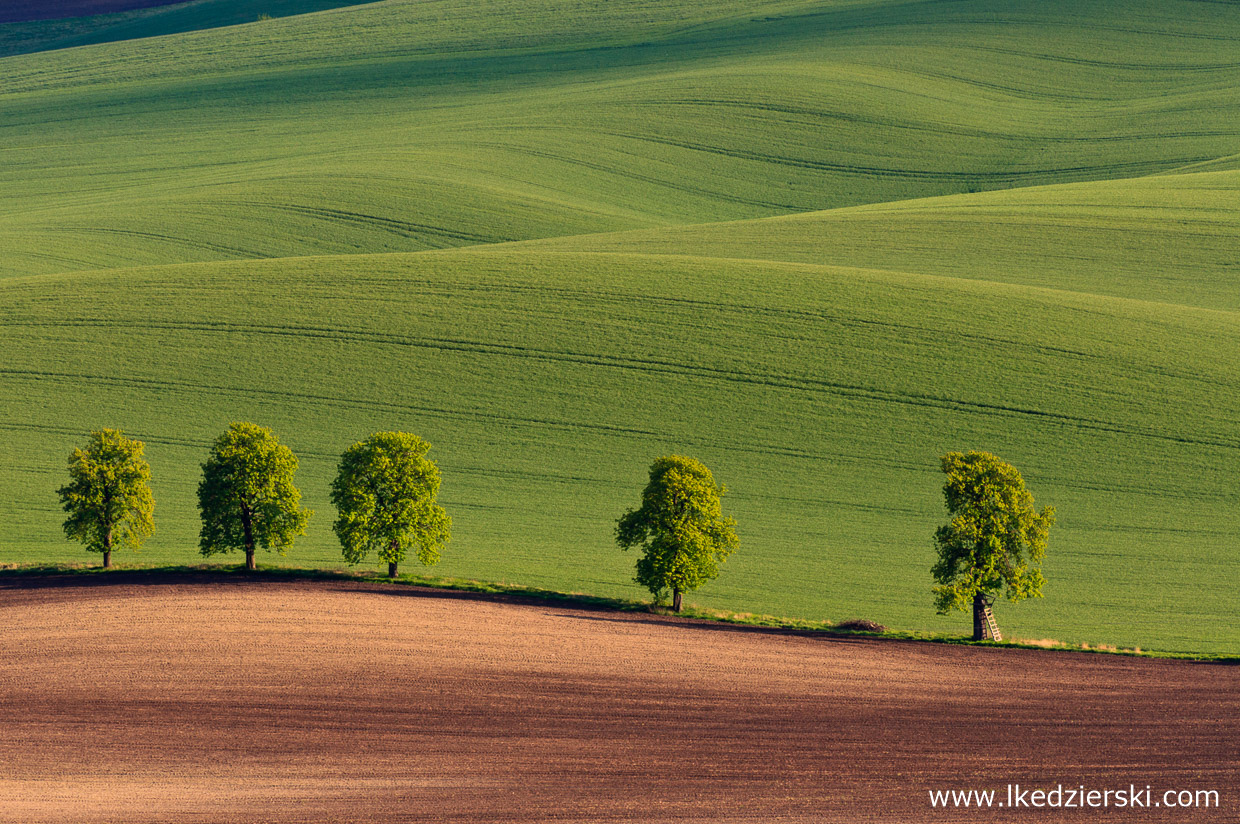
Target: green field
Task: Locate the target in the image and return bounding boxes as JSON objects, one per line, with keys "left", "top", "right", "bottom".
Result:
{"left": 1, "top": 0, "right": 1237, "bottom": 653}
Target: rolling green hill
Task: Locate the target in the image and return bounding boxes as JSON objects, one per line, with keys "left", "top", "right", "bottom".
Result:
{"left": 517, "top": 169, "right": 1240, "bottom": 310}
{"left": 0, "top": 0, "right": 1236, "bottom": 652}
{"left": 3, "top": 0, "right": 1238, "bottom": 276}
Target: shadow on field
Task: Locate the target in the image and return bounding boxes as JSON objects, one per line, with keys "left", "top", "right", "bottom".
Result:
{"left": 318, "top": 577, "right": 887, "bottom": 647}
{"left": 0, "top": 568, "right": 879, "bottom": 647}
{"left": 0, "top": 0, "right": 377, "bottom": 24}
{"left": 0, "top": 567, "right": 266, "bottom": 590}
{"left": 547, "top": 610, "right": 881, "bottom": 646}
{"left": 5, "top": 569, "right": 1235, "bottom": 663}
{"left": 0, "top": 568, "right": 645, "bottom": 612}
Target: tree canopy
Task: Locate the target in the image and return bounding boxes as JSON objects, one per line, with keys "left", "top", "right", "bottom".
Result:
{"left": 616, "top": 455, "right": 739, "bottom": 611}
{"left": 331, "top": 431, "right": 451, "bottom": 578}
{"left": 197, "top": 422, "right": 311, "bottom": 570}
{"left": 57, "top": 429, "right": 154, "bottom": 568}
{"left": 931, "top": 451, "right": 1055, "bottom": 635}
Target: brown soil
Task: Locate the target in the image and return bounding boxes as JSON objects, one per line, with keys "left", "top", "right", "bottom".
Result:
{"left": 0, "top": 572, "right": 1235, "bottom": 822}
{"left": 0, "top": 0, "right": 187, "bottom": 24}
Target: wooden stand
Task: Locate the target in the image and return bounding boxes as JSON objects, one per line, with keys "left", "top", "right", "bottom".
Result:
{"left": 973, "top": 593, "right": 1002, "bottom": 641}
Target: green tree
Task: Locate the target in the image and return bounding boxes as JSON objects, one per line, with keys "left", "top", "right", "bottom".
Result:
{"left": 57, "top": 429, "right": 154, "bottom": 568}
{"left": 931, "top": 450, "right": 1055, "bottom": 640}
{"left": 616, "top": 455, "right": 739, "bottom": 611}
{"left": 331, "top": 431, "right": 451, "bottom": 578}
{"left": 198, "top": 422, "right": 311, "bottom": 570}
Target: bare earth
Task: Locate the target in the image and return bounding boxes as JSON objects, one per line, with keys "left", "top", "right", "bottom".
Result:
{"left": 0, "top": 0, "right": 186, "bottom": 23}
{"left": 0, "top": 573, "right": 1235, "bottom": 823}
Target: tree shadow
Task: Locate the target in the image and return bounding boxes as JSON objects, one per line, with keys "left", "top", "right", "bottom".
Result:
{"left": 0, "top": 566, "right": 273, "bottom": 591}
{"left": 546, "top": 610, "right": 886, "bottom": 646}
{"left": 4, "top": 568, "right": 1234, "bottom": 665}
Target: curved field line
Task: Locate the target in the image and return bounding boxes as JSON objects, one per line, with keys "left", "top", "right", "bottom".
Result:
{"left": 2, "top": 320, "right": 1235, "bottom": 451}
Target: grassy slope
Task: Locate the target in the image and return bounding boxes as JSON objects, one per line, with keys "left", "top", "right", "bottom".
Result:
{"left": 2, "top": 0, "right": 1239, "bottom": 276}
{"left": 1, "top": 251, "right": 1236, "bottom": 652}
{"left": 0, "top": 0, "right": 1237, "bottom": 652}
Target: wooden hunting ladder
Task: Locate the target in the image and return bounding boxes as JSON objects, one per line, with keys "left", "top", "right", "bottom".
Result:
{"left": 981, "top": 602, "right": 1002, "bottom": 641}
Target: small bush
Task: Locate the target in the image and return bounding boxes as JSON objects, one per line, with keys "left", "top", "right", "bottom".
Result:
{"left": 834, "top": 618, "right": 887, "bottom": 633}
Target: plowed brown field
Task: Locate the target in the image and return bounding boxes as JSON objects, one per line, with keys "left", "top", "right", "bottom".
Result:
{"left": 0, "top": 572, "right": 1235, "bottom": 822}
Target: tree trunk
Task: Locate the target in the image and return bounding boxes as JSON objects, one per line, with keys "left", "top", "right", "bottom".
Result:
{"left": 972, "top": 592, "right": 985, "bottom": 641}
{"left": 388, "top": 538, "right": 401, "bottom": 578}
{"left": 103, "top": 528, "right": 112, "bottom": 569}
{"left": 672, "top": 588, "right": 683, "bottom": 612}
{"left": 242, "top": 505, "right": 256, "bottom": 571}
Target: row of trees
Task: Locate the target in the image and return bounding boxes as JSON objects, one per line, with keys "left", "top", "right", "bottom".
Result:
{"left": 58, "top": 426, "right": 1054, "bottom": 637}
{"left": 610, "top": 450, "right": 1054, "bottom": 638}
{"left": 58, "top": 423, "right": 450, "bottom": 577}
{"left": 57, "top": 429, "right": 739, "bottom": 606}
